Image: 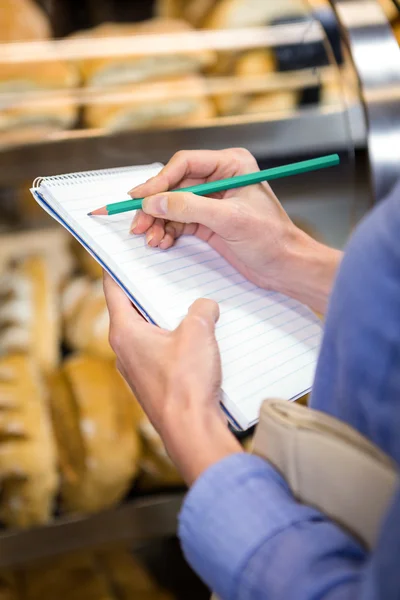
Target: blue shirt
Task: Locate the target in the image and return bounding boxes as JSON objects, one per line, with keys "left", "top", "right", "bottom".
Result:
{"left": 178, "top": 182, "right": 400, "bottom": 599}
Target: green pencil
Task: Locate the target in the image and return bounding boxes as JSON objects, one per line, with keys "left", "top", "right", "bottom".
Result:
{"left": 88, "top": 153, "right": 340, "bottom": 216}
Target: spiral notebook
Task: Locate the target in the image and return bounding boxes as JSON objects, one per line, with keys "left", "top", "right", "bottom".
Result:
{"left": 31, "top": 163, "right": 322, "bottom": 431}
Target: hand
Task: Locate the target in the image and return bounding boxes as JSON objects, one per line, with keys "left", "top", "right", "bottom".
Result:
{"left": 103, "top": 273, "right": 242, "bottom": 485}
{"left": 129, "top": 148, "right": 342, "bottom": 313}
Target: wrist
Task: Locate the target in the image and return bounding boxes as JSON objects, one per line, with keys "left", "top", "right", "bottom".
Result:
{"left": 272, "top": 227, "right": 342, "bottom": 314}
{"left": 162, "top": 399, "right": 243, "bottom": 486}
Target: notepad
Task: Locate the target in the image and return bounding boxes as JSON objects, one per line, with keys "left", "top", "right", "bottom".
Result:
{"left": 31, "top": 163, "right": 322, "bottom": 431}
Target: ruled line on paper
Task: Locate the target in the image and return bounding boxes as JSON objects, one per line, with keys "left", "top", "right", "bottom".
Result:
{"left": 41, "top": 165, "right": 322, "bottom": 429}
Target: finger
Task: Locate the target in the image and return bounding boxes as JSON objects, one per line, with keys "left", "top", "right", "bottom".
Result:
{"left": 129, "top": 149, "right": 255, "bottom": 200}
{"left": 103, "top": 272, "right": 143, "bottom": 327}
{"left": 130, "top": 210, "right": 155, "bottom": 235}
{"left": 161, "top": 148, "right": 257, "bottom": 186}
{"left": 187, "top": 298, "right": 220, "bottom": 332}
{"left": 128, "top": 173, "right": 170, "bottom": 198}
{"left": 142, "top": 191, "right": 237, "bottom": 237}
{"left": 146, "top": 218, "right": 166, "bottom": 247}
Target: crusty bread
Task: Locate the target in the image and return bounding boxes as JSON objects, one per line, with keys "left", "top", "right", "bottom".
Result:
{"left": 242, "top": 90, "right": 298, "bottom": 114}
{"left": 97, "top": 548, "right": 158, "bottom": 597}
{"left": 0, "top": 355, "right": 58, "bottom": 528}
{"left": 84, "top": 74, "right": 215, "bottom": 131}
{"left": 98, "top": 547, "right": 175, "bottom": 599}
{"left": 235, "top": 49, "right": 276, "bottom": 77}
{"left": 62, "top": 278, "right": 114, "bottom": 360}
{"left": 213, "top": 49, "right": 277, "bottom": 115}
{"left": 154, "top": 0, "right": 186, "bottom": 19}
{"left": 0, "top": 256, "right": 60, "bottom": 375}
{"left": 0, "top": 97, "right": 77, "bottom": 137}
{"left": 379, "top": 0, "right": 399, "bottom": 21}
{"left": 72, "top": 19, "right": 215, "bottom": 87}
{"left": 0, "top": 0, "right": 51, "bottom": 43}
{"left": 0, "top": 229, "right": 74, "bottom": 288}
{"left": 50, "top": 355, "right": 141, "bottom": 514}
{"left": 0, "top": 1, "right": 78, "bottom": 139}
{"left": 22, "top": 552, "right": 113, "bottom": 600}
{"left": 184, "top": 0, "right": 217, "bottom": 27}
{"left": 20, "top": 547, "right": 173, "bottom": 600}
{"left": 205, "top": 0, "right": 305, "bottom": 28}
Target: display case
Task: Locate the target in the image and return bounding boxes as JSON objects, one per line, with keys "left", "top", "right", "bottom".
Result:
{"left": 0, "top": 0, "right": 399, "bottom": 580}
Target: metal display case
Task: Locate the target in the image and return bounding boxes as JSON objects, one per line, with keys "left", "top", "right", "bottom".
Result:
{"left": 0, "top": 0, "right": 398, "bottom": 569}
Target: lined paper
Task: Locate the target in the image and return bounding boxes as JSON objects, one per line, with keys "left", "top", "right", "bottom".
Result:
{"left": 33, "top": 164, "right": 322, "bottom": 430}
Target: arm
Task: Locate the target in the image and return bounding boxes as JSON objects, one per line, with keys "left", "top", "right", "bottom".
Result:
{"left": 180, "top": 452, "right": 400, "bottom": 600}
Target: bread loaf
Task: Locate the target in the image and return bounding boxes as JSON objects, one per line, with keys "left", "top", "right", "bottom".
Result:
{"left": 184, "top": 0, "right": 217, "bottom": 27}
{"left": 97, "top": 548, "right": 162, "bottom": 598}
{"left": 50, "top": 356, "right": 140, "bottom": 514}
{"left": 154, "top": 0, "right": 186, "bottom": 19}
{"left": 0, "top": 355, "right": 58, "bottom": 528}
{"left": 205, "top": 0, "right": 305, "bottom": 29}
{"left": 0, "top": 229, "right": 74, "bottom": 288}
{"left": 0, "top": 0, "right": 51, "bottom": 42}
{"left": 72, "top": 19, "right": 215, "bottom": 87}
{"left": 379, "top": 0, "right": 399, "bottom": 21}
{"left": 0, "top": 256, "right": 60, "bottom": 375}
{"left": 235, "top": 49, "right": 276, "bottom": 77}
{"left": 84, "top": 75, "right": 215, "bottom": 131}
{"left": 22, "top": 552, "right": 113, "bottom": 600}
{"left": 213, "top": 49, "right": 277, "bottom": 115}
{"left": 242, "top": 90, "right": 298, "bottom": 114}
{"left": 21, "top": 547, "right": 173, "bottom": 600}
{"left": 62, "top": 278, "right": 114, "bottom": 360}
{"left": 0, "top": 0, "right": 78, "bottom": 140}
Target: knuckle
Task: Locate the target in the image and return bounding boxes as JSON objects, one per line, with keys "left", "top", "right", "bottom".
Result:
{"left": 229, "top": 147, "right": 257, "bottom": 169}
{"left": 171, "top": 193, "right": 192, "bottom": 216}
{"left": 108, "top": 326, "right": 122, "bottom": 353}
{"left": 228, "top": 202, "right": 250, "bottom": 234}
{"left": 172, "top": 150, "right": 187, "bottom": 163}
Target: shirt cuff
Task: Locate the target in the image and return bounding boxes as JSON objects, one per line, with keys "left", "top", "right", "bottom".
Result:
{"left": 178, "top": 452, "right": 324, "bottom": 600}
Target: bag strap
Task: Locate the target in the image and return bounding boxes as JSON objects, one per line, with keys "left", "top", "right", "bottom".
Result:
{"left": 252, "top": 399, "right": 398, "bottom": 549}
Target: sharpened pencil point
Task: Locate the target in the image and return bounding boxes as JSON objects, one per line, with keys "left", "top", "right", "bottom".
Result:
{"left": 87, "top": 212, "right": 92, "bottom": 216}
{"left": 87, "top": 206, "right": 108, "bottom": 216}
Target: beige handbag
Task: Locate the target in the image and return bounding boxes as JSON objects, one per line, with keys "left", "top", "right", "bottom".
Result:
{"left": 211, "top": 399, "right": 398, "bottom": 600}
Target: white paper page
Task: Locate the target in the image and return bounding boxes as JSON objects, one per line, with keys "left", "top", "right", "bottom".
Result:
{"left": 36, "top": 166, "right": 322, "bottom": 429}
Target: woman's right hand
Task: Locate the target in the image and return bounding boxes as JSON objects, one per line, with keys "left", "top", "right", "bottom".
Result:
{"left": 129, "top": 148, "right": 341, "bottom": 312}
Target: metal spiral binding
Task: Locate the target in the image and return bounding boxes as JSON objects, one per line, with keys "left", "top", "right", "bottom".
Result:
{"left": 33, "top": 163, "right": 163, "bottom": 188}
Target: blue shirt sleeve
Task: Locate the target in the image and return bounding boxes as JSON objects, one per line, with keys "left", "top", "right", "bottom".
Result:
{"left": 179, "top": 182, "right": 400, "bottom": 600}
{"left": 178, "top": 453, "right": 367, "bottom": 600}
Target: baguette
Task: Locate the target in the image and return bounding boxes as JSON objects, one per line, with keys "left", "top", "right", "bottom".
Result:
{"left": 0, "top": 256, "right": 60, "bottom": 375}
{"left": 72, "top": 19, "right": 215, "bottom": 87}
{"left": 84, "top": 75, "right": 215, "bottom": 131}
{"left": 50, "top": 356, "right": 140, "bottom": 514}
{"left": 0, "top": 355, "right": 58, "bottom": 528}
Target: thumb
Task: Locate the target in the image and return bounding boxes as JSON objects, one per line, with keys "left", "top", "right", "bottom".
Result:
{"left": 185, "top": 298, "right": 220, "bottom": 334}
{"left": 142, "top": 192, "right": 233, "bottom": 235}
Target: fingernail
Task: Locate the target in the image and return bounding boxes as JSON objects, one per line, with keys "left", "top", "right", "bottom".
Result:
{"left": 146, "top": 232, "right": 154, "bottom": 245}
{"left": 145, "top": 194, "right": 168, "bottom": 215}
{"left": 130, "top": 213, "right": 139, "bottom": 233}
{"left": 128, "top": 185, "right": 142, "bottom": 197}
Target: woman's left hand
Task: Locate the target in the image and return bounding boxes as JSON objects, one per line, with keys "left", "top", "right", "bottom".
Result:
{"left": 103, "top": 273, "right": 242, "bottom": 485}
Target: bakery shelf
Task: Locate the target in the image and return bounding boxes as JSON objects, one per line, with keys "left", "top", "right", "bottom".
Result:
{"left": 0, "top": 493, "right": 185, "bottom": 569}
{"left": 0, "top": 105, "right": 365, "bottom": 186}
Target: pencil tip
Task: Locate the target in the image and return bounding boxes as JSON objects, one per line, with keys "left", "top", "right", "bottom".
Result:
{"left": 87, "top": 206, "right": 108, "bottom": 216}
